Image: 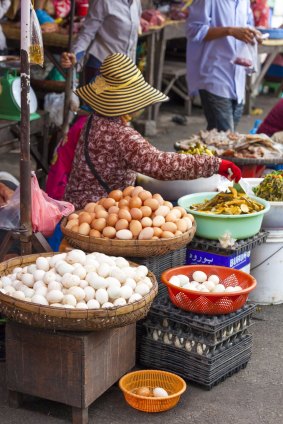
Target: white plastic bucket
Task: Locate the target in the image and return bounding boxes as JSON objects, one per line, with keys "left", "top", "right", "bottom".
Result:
{"left": 250, "top": 231, "right": 283, "bottom": 304}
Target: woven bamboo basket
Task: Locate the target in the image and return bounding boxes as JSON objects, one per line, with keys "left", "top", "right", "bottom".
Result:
{"left": 61, "top": 218, "right": 196, "bottom": 257}
{"left": 0, "top": 253, "right": 158, "bottom": 331}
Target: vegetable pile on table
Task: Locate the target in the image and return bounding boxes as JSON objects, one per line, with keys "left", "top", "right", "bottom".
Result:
{"left": 178, "top": 141, "right": 215, "bottom": 156}
{"left": 0, "top": 250, "right": 154, "bottom": 309}
{"left": 190, "top": 187, "right": 265, "bottom": 215}
{"left": 253, "top": 171, "right": 283, "bottom": 202}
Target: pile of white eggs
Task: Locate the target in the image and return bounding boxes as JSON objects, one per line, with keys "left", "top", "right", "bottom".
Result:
{"left": 0, "top": 250, "right": 153, "bottom": 309}
{"left": 169, "top": 270, "right": 242, "bottom": 293}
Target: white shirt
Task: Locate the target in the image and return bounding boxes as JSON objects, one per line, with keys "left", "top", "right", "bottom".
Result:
{"left": 73, "top": 0, "right": 142, "bottom": 64}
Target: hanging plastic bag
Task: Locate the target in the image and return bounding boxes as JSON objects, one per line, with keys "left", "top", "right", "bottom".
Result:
{"left": 232, "top": 41, "right": 258, "bottom": 75}
{"left": 0, "top": 187, "right": 20, "bottom": 230}
{"left": 31, "top": 173, "right": 74, "bottom": 236}
{"left": 44, "top": 92, "right": 65, "bottom": 126}
{"left": 30, "top": 5, "right": 44, "bottom": 67}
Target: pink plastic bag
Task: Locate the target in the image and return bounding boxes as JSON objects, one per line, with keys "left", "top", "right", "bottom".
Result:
{"left": 31, "top": 174, "right": 74, "bottom": 236}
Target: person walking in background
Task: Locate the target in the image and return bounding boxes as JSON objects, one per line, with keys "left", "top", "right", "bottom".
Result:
{"left": 186, "top": 0, "right": 261, "bottom": 132}
{"left": 60, "top": 0, "right": 142, "bottom": 83}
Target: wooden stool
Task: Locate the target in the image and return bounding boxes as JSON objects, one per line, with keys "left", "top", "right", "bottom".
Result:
{"left": 6, "top": 322, "right": 136, "bottom": 424}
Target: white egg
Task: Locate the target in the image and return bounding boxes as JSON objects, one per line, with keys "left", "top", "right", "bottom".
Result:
{"left": 87, "top": 299, "right": 100, "bottom": 309}
{"left": 213, "top": 284, "right": 226, "bottom": 293}
{"left": 12, "top": 290, "right": 26, "bottom": 301}
{"left": 177, "top": 274, "right": 190, "bottom": 286}
{"left": 49, "top": 253, "right": 67, "bottom": 268}
{"left": 102, "top": 302, "right": 114, "bottom": 309}
{"left": 0, "top": 288, "right": 6, "bottom": 294}
{"left": 135, "top": 283, "right": 150, "bottom": 296}
{"left": 110, "top": 267, "right": 127, "bottom": 283}
{"left": 84, "top": 286, "right": 95, "bottom": 301}
{"left": 22, "top": 287, "right": 35, "bottom": 298}
{"left": 105, "top": 277, "right": 121, "bottom": 289}
{"left": 208, "top": 274, "right": 220, "bottom": 285}
{"left": 225, "top": 286, "right": 236, "bottom": 293}
{"left": 115, "top": 257, "right": 129, "bottom": 268}
{"left": 182, "top": 283, "right": 193, "bottom": 290}
{"left": 33, "top": 270, "right": 45, "bottom": 282}
{"left": 22, "top": 266, "right": 28, "bottom": 273}
{"left": 43, "top": 271, "right": 58, "bottom": 285}
{"left": 86, "top": 272, "right": 107, "bottom": 289}
{"left": 62, "top": 294, "right": 77, "bottom": 306}
{"left": 85, "top": 256, "right": 100, "bottom": 270}
{"left": 97, "top": 263, "right": 111, "bottom": 278}
{"left": 153, "top": 387, "right": 168, "bottom": 397}
{"left": 48, "top": 281, "right": 62, "bottom": 291}
{"left": 128, "top": 293, "right": 142, "bottom": 303}
{"left": 5, "top": 285, "right": 15, "bottom": 294}
{"left": 33, "top": 281, "right": 46, "bottom": 291}
{"left": 233, "top": 286, "right": 242, "bottom": 292}
{"left": 54, "top": 273, "right": 62, "bottom": 283}
{"left": 69, "top": 286, "right": 86, "bottom": 302}
{"left": 12, "top": 267, "right": 22, "bottom": 274}
{"left": 142, "top": 276, "right": 153, "bottom": 289}
{"left": 66, "top": 249, "right": 86, "bottom": 265}
{"left": 1, "top": 276, "right": 12, "bottom": 286}
{"left": 55, "top": 261, "right": 74, "bottom": 276}
{"left": 191, "top": 281, "right": 201, "bottom": 289}
{"left": 36, "top": 257, "right": 50, "bottom": 272}
{"left": 199, "top": 286, "right": 210, "bottom": 293}
{"left": 27, "top": 264, "right": 37, "bottom": 274}
{"left": 14, "top": 281, "right": 23, "bottom": 291}
{"left": 169, "top": 276, "right": 181, "bottom": 287}
{"left": 46, "top": 290, "right": 64, "bottom": 304}
{"left": 192, "top": 271, "right": 207, "bottom": 283}
{"left": 120, "top": 285, "right": 133, "bottom": 300}
{"left": 136, "top": 265, "right": 148, "bottom": 278}
{"left": 96, "top": 288, "right": 109, "bottom": 305}
{"left": 124, "top": 278, "right": 137, "bottom": 290}
{"left": 31, "top": 294, "right": 49, "bottom": 305}
{"left": 79, "top": 280, "right": 89, "bottom": 288}
{"left": 72, "top": 265, "right": 87, "bottom": 280}
{"left": 21, "top": 273, "right": 35, "bottom": 287}
{"left": 50, "top": 303, "right": 64, "bottom": 308}
{"left": 35, "top": 287, "right": 48, "bottom": 297}
{"left": 113, "top": 297, "right": 127, "bottom": 307}
{"left": 203, "top": 280, "right": 216, "bottom": 292}
{"left": 107, "top": 286, "right": 121, "bottom": 300}
{"left": 61, "top": 273, "right": 80, "bottom": 289}
{"left": 76, "top": 302, "right": 88, "bottom": 309}
{"left": 123, "top": 267, "right": 136, "bottom": 279}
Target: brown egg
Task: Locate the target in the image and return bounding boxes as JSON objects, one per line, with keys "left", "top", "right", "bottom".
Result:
{"left": 130, "top": 208, "right": 143, "bottom": 220}
{"left": 152, "top": 236, "right": 159, "bottom": 240}
{"left": 97, "top": 197, "right": 108, "bottom": 205}
{"left": 68, "top": 213, "right": 79, "bottom": 221}
{"left": 115, "top": 219, "right": 129, "bottom": 231}
{"left": 138, "top": 227, "right": 154, "bottom": 240}
{"left": 89, "top": 212, "right": 96, "bottom": 220}
{"left": 109, "top": 189, "right": 123, "bottom": 202}
{"left": 118, "top": 209, "right": 132, "bottom": 222}
{"left": 123, "top": 186, "right": 135, "bottom": 197}
{"left": 84, "top": 202, "right": 96, "bottom": 213}
{"left": 175, "top": 230, "right": 183, "bottom": 237}
{"left": 78, "top": 223, "right": 90, "bottom": 236}
{"left": 136, "top": 387, "right": 151, "bottom": 397}
{"left": 118, "top": 199, "right": 129, "bottom": 208}
{"left": 129, "top": 196, "right": 142, "bottom": 209}
{"left": 102, "top": 226, "right": 116, "bottom": 239}
{"left": 141, "top": 217, "right": 153, "bottom": 228}
{"left": 138, "top": 190, "right": 152, "bottom": 202}
{"left": 155, "top": 205, "right": 170, "bottom": 217}
{"left": 94, "top": 204, "right": 106, "bottom": 214}
{"left": 131, "top": 186, "right": 144, "bottom": 197}
{"left": 71, "top": 225, "right": 79, "bottom": 233}
{"left": 95, "top": 209, "right": 108, "bottom": 219}
{"left": 171, "top": 209, "right": 182, "bottom": 219}
{"left": 161, "top": 222, "right": 177, "bottom": 233}
{"left": 165, "top": 211, "right": 178, "bottom": 223}
{"left": 108, "top": 205, "right": 120, "bottom": 214}
{"left": 173, "top": 207, "right": 185, "bottom": 217}
{"left": 102, "top": 198, "right": 116, "bottom": 210}
{"left": 107, "top": 213, "right": 119, "bottom": 227}
{"left": 176, "top": 219, "right": 189, "bottom": 233}
{"left": 120, "top": 205, "right": 130, "bottom": 211}
{"left": 78, "top": 212, "right": 92, "bottom": 225}
{"left": 152, "top": 193, "right": 164, "bottom": 205}
{"left": 66, "top": 219, "right": 79, "bottom": 229}
{"left": 130, "top": 220, "right": 142, "bottom": 237}
{"left": 163, "top": 201, "right": 173, "bottom": 210}
{"left": 185, "top": 213, "right": 195, "bottom": 222}
{"left": 124, "top": 195, "right": 132, "bottom": 202}
{"left": 152, "top": 215, "right": 165, "bottom": 227}
{"left": 144, "top": 198, "right": 159, "bottom": 211}
{"left": 140, "top": 206, "right": 152, "bottom": 217}
{"left": 153, "top": 227, "right": 163, "bottom": 238}
{"left": 161, "top": 231, "right": 175, "bottom": 239}
{"left": 91, "top": 218, "right": 107, "bottom": 232}
{"left": 89, "top": 229, "right": 101, "bottom": 238}
{"left": 183, "top": 216, "right": 193, "bottom": 229}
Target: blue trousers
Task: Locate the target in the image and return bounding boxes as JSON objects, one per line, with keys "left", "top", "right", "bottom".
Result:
{"left": 199, "top": 89, "right": 244, "bottom": 132}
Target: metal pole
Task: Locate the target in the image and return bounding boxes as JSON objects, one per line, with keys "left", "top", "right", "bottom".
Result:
{"left": 20, "top": 0, "right": 32, "bottom": 255}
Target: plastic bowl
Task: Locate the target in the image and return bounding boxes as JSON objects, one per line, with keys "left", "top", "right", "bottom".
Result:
{"left": 178, "top": 192, "right": 270, "bottom": 240}
{"left": 161, "top": 265, "right": 257, "bottom": 315}
{"left": 119, "top": 369, "right": 186, "bottom": 413}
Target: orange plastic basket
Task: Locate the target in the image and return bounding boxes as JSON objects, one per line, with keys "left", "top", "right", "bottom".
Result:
{"left": 119, "top": 370, "right": 186, "bottom": 413}
{"left": 161, "top": 265, "right": 257, "bottom": 315}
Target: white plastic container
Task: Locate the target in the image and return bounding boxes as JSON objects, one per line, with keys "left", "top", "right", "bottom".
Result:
{"left": 250, "top": 231, "right": 283, "bottom": 304}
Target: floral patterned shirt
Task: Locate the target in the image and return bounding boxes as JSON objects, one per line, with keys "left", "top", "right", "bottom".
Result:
{"left": 64, "top": 115, "right": 221, "bottom": 209}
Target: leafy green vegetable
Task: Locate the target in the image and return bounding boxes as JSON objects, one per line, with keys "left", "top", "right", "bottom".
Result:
{"left": 253, "top": 171, "right": 283, "bottom": 202}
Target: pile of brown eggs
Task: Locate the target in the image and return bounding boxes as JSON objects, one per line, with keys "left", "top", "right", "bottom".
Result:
{"left": 65, "top": 186, "right": 195, "bottom": 240}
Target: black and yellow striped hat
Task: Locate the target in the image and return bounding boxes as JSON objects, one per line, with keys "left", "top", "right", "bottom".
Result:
{"left": 75, "top": 53, "right": 168, "bottom": 117}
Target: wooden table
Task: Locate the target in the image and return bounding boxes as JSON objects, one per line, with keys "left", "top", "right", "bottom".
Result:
{"left": 245, "top": 39, "right": 283, "bottom": 114}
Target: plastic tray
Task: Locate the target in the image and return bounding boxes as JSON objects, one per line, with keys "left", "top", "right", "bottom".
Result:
{"left": 189, "top": 231, "right": 268, "bottom": 255}
{"left": 258, "top": 28, "right": 283, "bottom": 39}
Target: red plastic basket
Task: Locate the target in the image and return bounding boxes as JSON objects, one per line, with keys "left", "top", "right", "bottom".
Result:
{"left": 161, "top": 265, "right": 257, "bottom": 315}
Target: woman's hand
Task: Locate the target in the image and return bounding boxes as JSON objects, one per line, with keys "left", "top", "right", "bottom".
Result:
{"left": 60, "top": 52, "right": 76, "bottom": 69}
{"left": 218, "top": 160, "right": 242, "bottom": 182}
{"left": 229, "top": 27, "right": 258, "bottom": 44}
{"left": 0, "top": 182, "right": 14, "bottom": 206}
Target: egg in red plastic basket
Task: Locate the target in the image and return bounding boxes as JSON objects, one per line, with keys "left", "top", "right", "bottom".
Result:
{"left": 161, "top": 265, "right": 256, "bottom": 315}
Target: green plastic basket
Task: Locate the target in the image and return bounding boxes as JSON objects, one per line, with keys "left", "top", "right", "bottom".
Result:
{"left": 178, "top": 192, "right": 270, "bottom": 240}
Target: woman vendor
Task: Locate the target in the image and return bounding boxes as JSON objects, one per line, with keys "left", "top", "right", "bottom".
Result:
{"left": 64, "top": 53, "right": 241, "bottom": 210}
